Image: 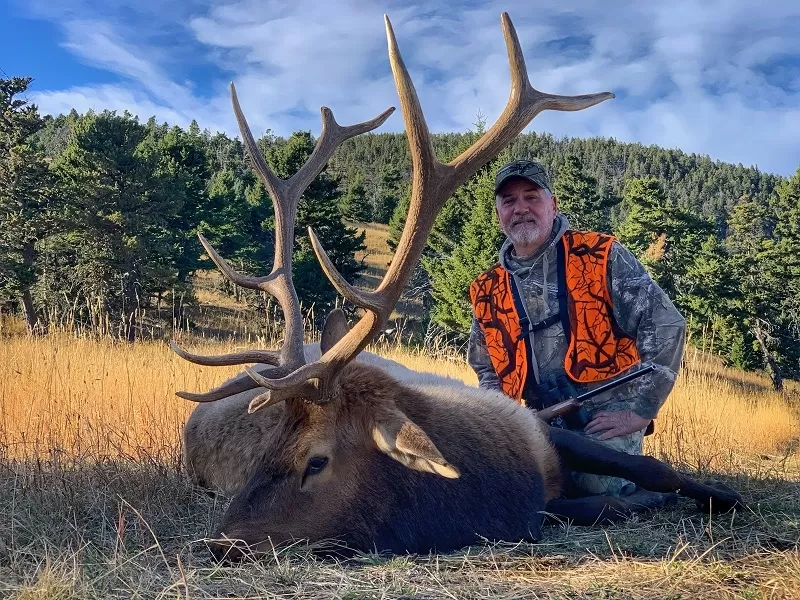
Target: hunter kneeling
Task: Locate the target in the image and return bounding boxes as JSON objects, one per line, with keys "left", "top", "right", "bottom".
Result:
{"left": 469, "top": 158, "right": 686, "bottom": 503}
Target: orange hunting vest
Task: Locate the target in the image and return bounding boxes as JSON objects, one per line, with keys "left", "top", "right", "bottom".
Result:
{"left": 469, "top": 231, "right": 641, "bottom": 403}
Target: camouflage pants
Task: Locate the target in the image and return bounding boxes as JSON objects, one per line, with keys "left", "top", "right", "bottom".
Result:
{"left": 567, "top": 428, "right": 643, "bottom": 497}
{"left": 560, "top": 402, "right": 645, "bottom": 498}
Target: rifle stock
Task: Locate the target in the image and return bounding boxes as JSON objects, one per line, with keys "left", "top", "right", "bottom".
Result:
{"left": 536, "top": 399, "right": 580, "bottom": 422}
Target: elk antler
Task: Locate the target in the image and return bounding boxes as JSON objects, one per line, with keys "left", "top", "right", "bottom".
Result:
{"left": 283, "top": 12, "right": 613, "bottom": 400}
{"left": 170, "top": 86, "right": 394, "bottom": 409}
{"left": 172, "top": 11, "right": 614, "bottom": 411}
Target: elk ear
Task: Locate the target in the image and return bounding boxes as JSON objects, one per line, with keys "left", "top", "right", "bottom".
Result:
{"left": 372, "top": 409, "right": 460, "bottom": 479}
{"left": 321, "top": 308, "right": 350, "bottom": 354}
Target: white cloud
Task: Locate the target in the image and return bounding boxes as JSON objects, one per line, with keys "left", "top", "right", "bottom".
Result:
{"left": 17, "top": 0, "right": 800, "bottom": 176}
{"left": 31, "top": 84, "right": 230, "bottom": 134}
{"left": 58, "top": 20, "right": 197, "bottom": 110}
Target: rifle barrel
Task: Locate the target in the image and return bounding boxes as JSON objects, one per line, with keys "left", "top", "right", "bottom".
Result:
{"left": 574, "top": 363, "right": 656, "bottom": 403}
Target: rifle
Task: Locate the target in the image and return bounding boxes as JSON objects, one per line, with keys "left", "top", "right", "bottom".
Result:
{"left": 535, "top": 363, "right": 657, "bottom": 423}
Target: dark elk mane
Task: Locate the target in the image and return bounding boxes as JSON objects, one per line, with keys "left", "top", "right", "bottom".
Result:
{"left": 169, "top": 12, "right": 746, "bottom": 560}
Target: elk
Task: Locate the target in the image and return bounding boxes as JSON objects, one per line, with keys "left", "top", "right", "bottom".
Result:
{"left": 171, "top": 13, "right": 745, "bottom": 559}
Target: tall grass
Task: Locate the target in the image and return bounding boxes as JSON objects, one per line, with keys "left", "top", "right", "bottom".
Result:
{"left": 0, "top": 328, "right": 797, "bottom": 476}
{"left": 1, "top": 325, "right": 799, "bottom": 599}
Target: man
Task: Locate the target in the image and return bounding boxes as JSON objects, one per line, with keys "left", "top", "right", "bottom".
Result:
{"left": 468, "top": 159, "right": 686, "bottom": 498}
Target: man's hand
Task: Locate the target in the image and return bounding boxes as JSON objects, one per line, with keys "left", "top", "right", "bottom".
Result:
{"left": 584, "top": 410, "right": 651, "bottom": 441}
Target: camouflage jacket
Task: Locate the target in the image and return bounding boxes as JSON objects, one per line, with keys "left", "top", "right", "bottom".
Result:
{"left": 467, "top": 213, "right": 686, "bottom": 420}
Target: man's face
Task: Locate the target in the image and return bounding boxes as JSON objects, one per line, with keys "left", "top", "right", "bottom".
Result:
{"left": 495, "top": 178, "right": 558, "bottom": 256}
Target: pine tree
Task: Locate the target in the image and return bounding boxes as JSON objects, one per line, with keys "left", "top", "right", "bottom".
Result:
{"left": 725, "top": 196, "right": 772, "bottom": 255}
{"left": 0, "top": 76, "right": 59, "bottom": 331}
{"left": 341, "top": 174, "right": 373, "bottom": 222}
{"left": 46, "top": 111, "right": 185, "bottom": 338}
{"left": 759, "top": 167, "right": 800, "bottom": 385}
{"left": 553, "top": 154, "right": 614, "bottom": 232}
{"left": 138, "top": 123, "right": 212, "bottom": 285}
{"left": 773, "top": 165, "right": 800, "bottom": 242}
{"left": 423, "top": 168, "right": 505, "bottom": 334}
{"left": 372, "top": 165, "right": 405, "bottom": 224}
{"left": 679, "top": 234, "right": 755, "bottom": 369}
{"left": 615, "top": 177, "right": 713, "bottom": 300}
{"left": 721, "top": 182, "right": 800, "bottom": 389}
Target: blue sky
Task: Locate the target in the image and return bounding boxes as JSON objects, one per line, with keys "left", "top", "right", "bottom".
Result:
{"left": 2, "top": 0, "right": 799, "bottom": 176}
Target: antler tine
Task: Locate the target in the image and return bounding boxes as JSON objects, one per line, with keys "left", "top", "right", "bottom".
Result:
{"left": 174, "top": 364, "right": 281, "bottom": 403}
{"left": 230, "top": 83, "right": 285, "bottom": 203}
{"left": 171, "top": 83, "right": 394, "bottom": 405}
{"left": 450, "top": 12, "right": 614, "bottom": 180}
{"left": 307, "top": 227, "right": 383, "bottom": 313}
{"left": 197, "top": 232, "right": 273, "bottom": 291}
{"left": 285, "top": 106, "right": 396, "bottom": 201}
{"left": 170, "top": 340, "right": 282, "bottom": 368}
{"left": 307, "top": 14, "right": 452, "bottom": 323}
{"left": 175, "top": 360, "right": 311, "bottom": 404}
{"left": 305, "top": 12, "right": 615, "bottom": 395}
{"left": 230, "top": 83, "right": 306, "bottom": 370}
{"left": 299, "top": 14, "right": 465, "bottom": 393}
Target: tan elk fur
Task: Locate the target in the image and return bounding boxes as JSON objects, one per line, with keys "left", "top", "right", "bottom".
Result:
{"left": 181, "top": 346, "right": 478, "bottom": 494}
{"left": 183, "top": 353, "right": 562, "bottom": 553}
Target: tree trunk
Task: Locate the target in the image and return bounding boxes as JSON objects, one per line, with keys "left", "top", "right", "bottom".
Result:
{"left": 21, "top": 241, "right": 40, "bottom": 333}
{"left": 21, "top": 289, "right": 38, "bottom": 333}
{"left": 126, "top": 311, "right": 136, "bottom": 344}
{"left": 753, "top": 324, "right": 783, "bottom": 392}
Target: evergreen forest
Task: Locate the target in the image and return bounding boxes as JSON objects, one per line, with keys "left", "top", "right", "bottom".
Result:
{"left": 2, "top": 76, "right": 799, "bottom": 388}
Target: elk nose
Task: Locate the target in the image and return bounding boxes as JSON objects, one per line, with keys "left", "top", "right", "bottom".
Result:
{"left": 208, "top": 539, "right": 247, "bottom": 563}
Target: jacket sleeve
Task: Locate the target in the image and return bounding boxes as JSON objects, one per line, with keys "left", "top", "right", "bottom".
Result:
{"left": 467, "top": 317, "right": 501, "bottom": 391}
{"left": 608, "top": 241, "right": 687, "bottom": 420}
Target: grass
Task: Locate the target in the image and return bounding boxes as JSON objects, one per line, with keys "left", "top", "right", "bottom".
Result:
{"left": 350, "top": 221, "right": 395, "bottom": 273}
{"left": 349, "top": 221, "right": 427, "bottom": 324}
{"left": 1, "top": 324, "right": 799, "bottom": 598}
{"left": 1, "top": 222, "right": 799, "bottom": 598}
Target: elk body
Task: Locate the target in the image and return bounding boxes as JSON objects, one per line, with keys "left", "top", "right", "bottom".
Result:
{"left": 183, "top": 346, "right": 562, "bottom": 555}
{"left": 172, "top": 13, "right": 745, "bottom": 559}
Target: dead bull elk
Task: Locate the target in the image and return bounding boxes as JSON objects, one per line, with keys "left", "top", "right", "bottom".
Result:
{"left": 171, "top": 12, "right": 745, "bottom": 558}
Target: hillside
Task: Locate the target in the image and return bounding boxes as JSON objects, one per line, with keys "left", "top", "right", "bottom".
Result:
{"left": 325, "top": 130, "right": 785, "bottom": 229}
{"left": 35, "top": 114, "right": 784, "bottom": 226}
{"left": 5, "top": 94, "right": 797, "bottom": 387}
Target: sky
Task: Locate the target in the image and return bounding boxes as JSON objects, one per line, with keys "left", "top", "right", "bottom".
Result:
{"left": 2, "top": 0, "right": 799, "bottom": 177}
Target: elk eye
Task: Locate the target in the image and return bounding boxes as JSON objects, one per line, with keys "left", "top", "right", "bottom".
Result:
{"left": 306, "top": 456, "right": 328, "bottom": 476}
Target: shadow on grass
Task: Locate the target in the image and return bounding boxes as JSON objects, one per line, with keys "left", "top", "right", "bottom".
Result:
{"left": 1, "top": 456, "right": 797, "bottom": 598}
{"left": 1, "top": 456, "right": 796, "bottom": 561}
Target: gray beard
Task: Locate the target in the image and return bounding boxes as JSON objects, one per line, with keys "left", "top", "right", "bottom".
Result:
{"left": 506, "top": 221, "right": 549, "bottom": 251}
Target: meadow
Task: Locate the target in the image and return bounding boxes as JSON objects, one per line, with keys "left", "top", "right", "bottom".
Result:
{"left": 0, "top": 222, "right": 798, "bottom": 599}
{"left": 1, "top": 315, "right": 799, "bottom": 599}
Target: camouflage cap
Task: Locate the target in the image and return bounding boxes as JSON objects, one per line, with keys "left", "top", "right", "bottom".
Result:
{"left": 494, "top": 159, "right": 552, "bottom": 195}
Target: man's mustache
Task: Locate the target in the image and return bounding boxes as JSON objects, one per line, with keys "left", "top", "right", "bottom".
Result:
{"left": 511, "top": 216, "right": 537, "bottom": 227}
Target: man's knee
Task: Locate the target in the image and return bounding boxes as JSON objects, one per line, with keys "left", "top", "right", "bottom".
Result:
{"left": 570, "top": 472, "right": 637, "bottom": 497}
{"left": 567, "top": 429, "right": 644, "bottom": 498}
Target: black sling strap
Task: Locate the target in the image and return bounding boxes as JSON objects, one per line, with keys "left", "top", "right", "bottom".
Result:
{"left": 511, "top": 238, "right": 571, "bottom": 342}
{"left": 509, "top": 272, "right": 531, "bottom": 342}
{"left": 507, "top": 238, "right": 572, "bottom": 409}
{"left": 555, "top": 238, "right": 571, "bottom": 342}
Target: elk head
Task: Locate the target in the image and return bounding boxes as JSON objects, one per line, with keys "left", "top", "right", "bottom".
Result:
{"left": 171, "top": 13, "right": 613, "bottom": 558}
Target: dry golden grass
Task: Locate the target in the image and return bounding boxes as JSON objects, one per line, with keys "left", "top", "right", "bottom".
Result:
{"left": 1, "top": 325, "right": 799, "bottom": 598}
{"left": 350, "top": 221, "right": 395, "bottom": 272}
{"left": 648, "top": 362, "right": 799, "bottom": 474}
{"left": 2, "top": 330, "right": 796, "bottom": 471}
{"left": 0, "top": 333, "right": 239, "bottom": 462}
